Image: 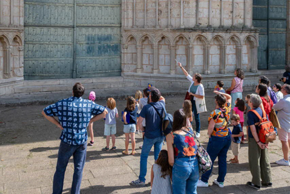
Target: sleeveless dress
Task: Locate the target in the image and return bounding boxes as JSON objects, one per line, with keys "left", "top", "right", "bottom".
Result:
{"left": 231, "top": 77, "right": 243, "bottom": 108}
{"left": 151, "top": 164, "right": 172, "bottom": 194}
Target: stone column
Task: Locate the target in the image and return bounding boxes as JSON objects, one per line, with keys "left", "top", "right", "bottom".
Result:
{"left": 137, "top": 44, "right": 142, "bottom": 73}
{"left": 188, "top": 45, "right": 193, "bottom": 75}
{"left": 208, "top": 0, "right": 212, "bottom": 27}
{"left": 133, "top": 0, "right": 136, "bottom": 27}
{"left": 251, "top": 46, "right": 258, "bottom": 72}
{"left": 3, "top": 46, "right": 12, "bottom": 79}
{"left": 10, "top": 0, "right": 14, "bottom": 26}
{"left": 0, "top": 0, "right": 2, "bottom": 26}
{"left": 168, "top": 0, "right": 171, "bottom": 28}
{"left": 153, "top": 44, "right": 159, "bottom": 74}
{"left": 124, "top": 0, "right": 127, "bottom": 27}
{"left": 236, "top": 45, "right": 242, "bottom": 69}
{"left": 195, "top": 0, "right": 199, "bottom": 27}
{"left": 170, "top": 45, "right": 176, "bottom": 75}
{"left": 243, "top": 0, "right": 246, "bottom": 27}
{"left": 180, "top": 0, "right": 184, "bottom": 28}
{"left": 220, "top": 45, "right": 226, "bottom": 74}
{"left": 203, "top": 45, "right": 210, "bottom": 74}
{"left": 156, "top": 0, "right": 159, "bottom": 28}
{"left": 232, "top": 0, "right": 235, "bottom": 27}
{"left": 144, "top": 0, "right": 148, "bottom": 28}
{"left": 220, "top": 0, "right": 223, "bottom": 27}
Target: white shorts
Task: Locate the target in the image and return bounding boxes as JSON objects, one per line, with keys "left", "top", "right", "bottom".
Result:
{"left": 104, "top": 124, "right": 116, "bottom": 136}
{"left": 278, "top": 128, "right": 290, "bottom": 142}
{"left": 123, "top": 124, "right": 136, "bottom": 133}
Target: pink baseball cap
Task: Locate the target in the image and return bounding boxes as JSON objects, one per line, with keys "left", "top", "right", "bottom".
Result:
{"left": 89, "top": 91, "right": 96, "bottom": 101}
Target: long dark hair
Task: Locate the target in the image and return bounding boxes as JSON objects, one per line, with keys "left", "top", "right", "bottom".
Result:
{"left": 126, "top": 96, "right": 135, "bottom": 111}
{"left": 156, "top": 150, "right": 172, "bottom": 179}
{"left": 183, "top": 100, "right": 192, "bottom": 119}
{"left": 257, "top": 83, "right": 267, "bottom": 97}
{"left": 235, "top": 98, "right": 245, "bottom": 112}
{"left": 172, "top": 109, "right": 186, "bottom": 132}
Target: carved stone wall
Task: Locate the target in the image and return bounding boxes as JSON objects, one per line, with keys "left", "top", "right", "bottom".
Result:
{"left": 0, "top": 0, "right": 24, "bottom": 83}
{"left": 122, "top": 0, "right": 259, "bottom": 77}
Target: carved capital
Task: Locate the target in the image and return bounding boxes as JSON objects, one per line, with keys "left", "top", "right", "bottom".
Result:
{"left": 18, "top": 46, "right": 24, "bottom": 51}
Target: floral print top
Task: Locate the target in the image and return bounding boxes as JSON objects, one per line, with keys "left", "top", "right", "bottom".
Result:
{"left": 208, "top": 102, "right": 231, "bottom": 137}
{"left": 173, "top": 128, "right": 197, "bottom": 158}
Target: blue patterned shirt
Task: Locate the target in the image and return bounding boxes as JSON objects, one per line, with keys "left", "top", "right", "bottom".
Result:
{"left": 44, "top": 96, "right": 105, "bottom": 145}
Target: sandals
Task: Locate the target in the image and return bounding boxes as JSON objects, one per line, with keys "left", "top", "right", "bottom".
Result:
{"left": 110, "top": 146, "right": 116, "bottom": 151}
{"left": 122, "top": 150, "right": 129, "bottom": 155}
{"left": 230, "top": 159, "right": 239, "bottom": 164}
{"left": 102, "top": 147, "right": 109, "bottom": 151}
{"left": 131, "top": 151, "right": 136, "bottom": 155}
{"left": 88, "top": 141, "right": 94, "bottom": 146}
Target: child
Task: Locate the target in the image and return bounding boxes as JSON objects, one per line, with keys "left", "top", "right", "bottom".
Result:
{"left": 102, "top": 98, "right": 118, "bottom": 151}
{"left": 139, "top": 88, "right": 150, "bottom": 149}
{"left": 123, "top": 96, "right": 138, "bottom": 155}
{"left": 183, "top": 100, "right": 193, "bottom": 129}
{"left": 150, "top": 150, "right": 172, "bottom": 194}
{"left": 214, "top": 80, "right": 225, "bottom": 93}
{"left": 273, "top": 83, "right": 283, "bottom": 102}
{"left": 233, "top": 98, "right": 245, "bottom": 142}
{"left": 88, "top": 91, "right": 96, "bottom": 146}
{"left": 230, "top": 114, "right": 244, "bottom": 164}
{"left": 135, "top": 90, "right": 143, "bottom": 133}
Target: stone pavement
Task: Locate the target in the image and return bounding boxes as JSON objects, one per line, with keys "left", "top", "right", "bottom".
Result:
{"left": 1, "top": 92, "right": 290, "bottom": 194}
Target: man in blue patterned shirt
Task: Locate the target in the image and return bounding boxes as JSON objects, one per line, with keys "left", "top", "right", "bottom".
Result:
{"left": 42, "top": 83, "right": 107, "bottom": 194}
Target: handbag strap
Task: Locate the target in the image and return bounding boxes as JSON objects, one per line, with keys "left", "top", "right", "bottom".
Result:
{"left": 181, "top": 128, "right": 201, "bottom": 147}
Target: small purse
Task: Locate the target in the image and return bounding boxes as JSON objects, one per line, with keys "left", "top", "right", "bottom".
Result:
{"left": 182, "top": 129, "right": 212, "bottom": 174}
{"left": 184, "top": 91, "right": 192, "bottom": 101}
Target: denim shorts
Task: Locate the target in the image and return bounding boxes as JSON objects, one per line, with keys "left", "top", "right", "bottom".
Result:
{"left": 104, "top": 124, "right": 116, "bottom": 136}
{"left": 123, "top": 124, "right": 136, "bottom": 133}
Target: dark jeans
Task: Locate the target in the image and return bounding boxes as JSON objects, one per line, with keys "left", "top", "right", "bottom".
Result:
{"left": 201, "top": 135, "right": 231, "bottom": 183}
{"left": 53, "top": 141, "right": 87, "bottom": 194}
{"left": 192, "top": 99, "right": 200, "bottom": 133}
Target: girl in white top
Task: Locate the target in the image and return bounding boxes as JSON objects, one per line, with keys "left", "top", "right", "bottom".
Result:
{"left": 183, "top": 100, "right": 193, "bottom": 129}
{"left": 151, "top": 150, "right": 172, "bottom": 194}
{"left": 135, "top": 90, "right": 143, "bottom": 133}
{"left": 273, "top": 83, "right": 284, "bottom": 102}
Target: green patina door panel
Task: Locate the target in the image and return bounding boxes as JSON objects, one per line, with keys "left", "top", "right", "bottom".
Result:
{"left": 75, "top": 0, "right": 121, "bottom": 78}
{"left": 253, "top": 0, "right": 287, "bottom": 70}
{"left": 24, "top": 0, "right": 121, "bottom": 80}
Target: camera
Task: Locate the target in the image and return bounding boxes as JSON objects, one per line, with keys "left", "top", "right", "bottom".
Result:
{"left": 279, "top": 77, "right": 285, "bottom": 82}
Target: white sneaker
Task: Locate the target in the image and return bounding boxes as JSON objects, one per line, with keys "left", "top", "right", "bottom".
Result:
{"left": 276, "top": 159, "right": 290, "bottom": 166}
{"left": 197, "top": 180, "right": 208, "bottom": 187}
{"left": 196, "top": 132, "right": 200, "bottom": 138}
{"left": 213, "top": 179, "right": 224, "bottom": 188}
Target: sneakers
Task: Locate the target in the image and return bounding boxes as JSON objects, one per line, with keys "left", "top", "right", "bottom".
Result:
{"left": 246, "top": 182, "right": 260, "bottom": 190}
{"left": 130, "top": 179, "right": 146, "bottom": 187}
{"left": 213, "top": 179, "right": 224, "bottom": 188}
{"left": 275, "top": 159, "right": 290, "bottom": 166}
{"left": 196, "top": 132, "right": 201, "bottom": 138}
{"left": 197, "top": 180, "right": 208, "bottom": 187}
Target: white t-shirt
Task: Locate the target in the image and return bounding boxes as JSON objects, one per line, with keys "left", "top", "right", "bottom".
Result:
{"left": 276, "top": 91, "right": 284, "bottom": 102}
{"left": 139, "top": 97, "right": 148, "bottom": 127}
{"left": 105, "top": 107, "right": 118, "bottom": 125}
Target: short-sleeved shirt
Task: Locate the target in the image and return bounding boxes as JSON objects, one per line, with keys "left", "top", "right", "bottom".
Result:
{"left": 232, "top": 124, "right": 243, "bottom": 143}
{"left": 173, "top": 128, "right": 197, "bottom": 158}
{"left": 261, "top": 97, "right": 273, "bottom": 119}
{"left": 124, "top": 106, "right": 137, "bottom": 125}
{"left": 140, "top": 100, "right": 165, "bottom": 139}
{"left": 247, "top": 107, "right": 263, "bottom": 138}
{"left": 209, "top": 102, "right": 231, "bottom": 137}
{"left": 283, "top": 72, "right": 290, "bottom": 84}
{"left": 105, "top": 107, "right": 118, "bottom": 125}
{"left": 44, "top": 96, "right": 105, "bottom": 145}
{"left": 190, "top": 84, "right": 199, "bottom": 94}
{"left": 233, "top": 107, "right": 244, "bottom": 122}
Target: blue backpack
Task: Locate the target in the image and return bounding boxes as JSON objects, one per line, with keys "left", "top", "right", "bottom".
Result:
{"left": 268, "top": 88, "right": 277, "bottom": 104}
{"left": 150, "top": 103, "right": 173, "bottom": 136}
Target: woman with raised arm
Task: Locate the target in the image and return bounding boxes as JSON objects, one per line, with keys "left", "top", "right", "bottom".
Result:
{"left": 197, "top": 91, "right": 232, "bottom": 188}
{"left": 178, "top": 62, "right": 206, "bottom": 138}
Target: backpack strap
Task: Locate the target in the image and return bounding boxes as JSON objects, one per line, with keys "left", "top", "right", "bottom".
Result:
{"left": 249, "top": 109, "right": 267, "bottom": 125}
{"left": 149, "top": 103, "right": 164, "bottom": 135}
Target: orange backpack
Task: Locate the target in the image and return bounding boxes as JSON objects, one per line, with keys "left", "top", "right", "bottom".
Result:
{"left": 250, "top": 109, "right": 276, "bottom": 144}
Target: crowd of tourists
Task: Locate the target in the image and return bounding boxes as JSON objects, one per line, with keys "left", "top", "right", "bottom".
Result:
{"left": 41, "top": 65, "right": 290, "bottom": 194}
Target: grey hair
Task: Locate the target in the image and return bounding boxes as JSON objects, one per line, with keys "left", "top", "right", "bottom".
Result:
{"left": 283, "top": 84, "right": 290, "bottom": 94}
{"left": 250, "top": 94, "right": 262, "bottom": 108}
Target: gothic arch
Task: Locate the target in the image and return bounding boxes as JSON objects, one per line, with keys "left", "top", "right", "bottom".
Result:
{"left": 243, "top": 35, "right": 258, "bottom": 48}
{"left": 225, "top": 35, "right": 242, "bottom": 73}
{"left": 156, "top": 34, "right": 172, "bottom": 46}
{"left": 210, "top": 35, "right": 225, "bottom": 46}
{"left": 193, "top": 35, "right": 209, "bottom": 74}
{"left": 138, "top": 34, "right": 154, "bottom": 46}
{"left": 174, "top": 35, "right": 189, "bottom": 75}
{"left": 173, "top": 34, "right": 189, "bottom": 46}
{"left": 243, "top": 35, "right": 258, "bottom": 72}
{"left": 158, "top": 36, "right": 171, "bottom": 74}
{"left": 13, "top": 35, "right": 23, "bottom": 46}
{"left": 209, "top": 35, "right": 225, "bottom": 74}
{"left": 193, "top": 35, "right": 209, "bottom": 46}
{"left": 0, "top": 35, "right": 10, "bottom": 79}
{"left": 226, "top": 35, "right": 241, "bottom": 46}
{"left": 123, "top": 35, "right": 137, "bottom": 73}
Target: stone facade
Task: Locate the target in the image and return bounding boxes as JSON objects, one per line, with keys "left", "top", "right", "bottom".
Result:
{"left": 0, "top": 0, "right": 24, "bottom": 83}
{"left": 122, "top": 0, "right": 259, "bottom": 77}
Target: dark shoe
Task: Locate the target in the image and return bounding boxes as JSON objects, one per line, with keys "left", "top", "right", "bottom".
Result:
{"left": 110, "top": 146, "right": 116, "bottom": 150}
{"left": 102, "top": 147, "right": 109, "bottom": 151}
{"left": 246, "top": 182, "right": 260, "bottom": 190}
{"left": 262, "top": 182, "right": 272, "bottom": 187}
{"left": 88, "top": 141, "right": 94, "bottom": 146}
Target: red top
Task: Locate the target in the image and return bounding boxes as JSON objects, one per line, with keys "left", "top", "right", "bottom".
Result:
{"left": 261, "top": 97, "right": 273, "bottom": 119}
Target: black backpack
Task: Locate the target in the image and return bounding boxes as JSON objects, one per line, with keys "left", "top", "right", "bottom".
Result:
{"left": 150, "top": 103, "right": 173, "bottom": 136}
